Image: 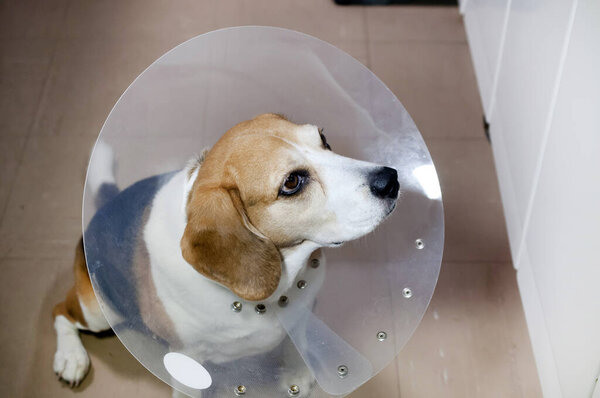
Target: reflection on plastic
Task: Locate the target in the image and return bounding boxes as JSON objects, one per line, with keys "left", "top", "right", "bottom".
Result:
{"left": 163, "top": 352, "right": 212, "bottom": 390}
{"left": 412, "top": 165, "right": 442, "bottom": 200}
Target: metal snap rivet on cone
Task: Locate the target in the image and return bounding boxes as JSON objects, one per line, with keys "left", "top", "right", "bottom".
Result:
{"left": 231, "top": 301, "right": 242, "bottom": 312}
{"left": 337, "top": 365, "right": 348, "bottom": 378}
{"left": 255, "top": 303, "right": 266, "bottom": 314}
{"left": 278, "top": 295, "right": 289, "bottom": 307}
{"left": 288, "top": 384, "right": 300, "bottom": 396}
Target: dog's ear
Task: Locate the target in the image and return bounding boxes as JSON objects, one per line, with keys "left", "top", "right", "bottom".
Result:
{"left": 181, "top": 186, "right": 281, "bottom": 301}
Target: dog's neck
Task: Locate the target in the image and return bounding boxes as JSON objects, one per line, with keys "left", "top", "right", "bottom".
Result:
{"left": 271, "top": 240, "right": 321, "bottom": 301}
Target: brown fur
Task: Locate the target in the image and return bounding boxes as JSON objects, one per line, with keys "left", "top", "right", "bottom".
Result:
{"left": 52, "top": 239, "right": 95, "bottom": 327}
{"left": 181, "top": 187, "right": 282, "bottom": 301}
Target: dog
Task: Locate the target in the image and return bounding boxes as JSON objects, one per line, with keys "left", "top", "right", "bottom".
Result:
{"left": 52, "top": 113, "right": 399, "bottom": 395}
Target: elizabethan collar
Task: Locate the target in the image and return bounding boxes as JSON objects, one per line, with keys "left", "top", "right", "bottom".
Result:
{"left": 83, "top": 27, "right": 444, "bottom": 397}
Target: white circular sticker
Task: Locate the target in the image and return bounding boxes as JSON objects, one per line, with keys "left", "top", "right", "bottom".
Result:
{"left": 163, "top": 352, "right": 212, "bottom": 390}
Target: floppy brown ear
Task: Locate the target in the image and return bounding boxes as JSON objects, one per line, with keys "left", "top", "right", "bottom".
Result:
{"left": 180, "top": 187, "right": 281, "bottom": 301}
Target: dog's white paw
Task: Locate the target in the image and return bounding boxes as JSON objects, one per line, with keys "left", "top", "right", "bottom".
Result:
{"left": 53, "top": 339, "right": 90, "bottom": 387}
{"left": 53, "top": 315, "right": 90, "bottom": 387}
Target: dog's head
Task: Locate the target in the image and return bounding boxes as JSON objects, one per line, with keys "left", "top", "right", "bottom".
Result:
{"left": 181, "top": 113, "right": 399, "bottom": 301}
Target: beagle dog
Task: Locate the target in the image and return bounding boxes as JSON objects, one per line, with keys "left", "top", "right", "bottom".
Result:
{"left": 52, "top": 113, "right": 400, "bottom": 393}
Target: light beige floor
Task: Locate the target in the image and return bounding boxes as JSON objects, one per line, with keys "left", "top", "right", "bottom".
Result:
{"left": 0, "top": 1, "right": 542, "bottom": 397}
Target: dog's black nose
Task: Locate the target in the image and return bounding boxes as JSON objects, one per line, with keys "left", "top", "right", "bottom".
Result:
{"left": 369, "top": 167, "right": 399, "bottom": 199}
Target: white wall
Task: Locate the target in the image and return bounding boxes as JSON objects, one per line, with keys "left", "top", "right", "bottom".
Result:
{"left": 462, "top": 1, "right": 600, "bottom": 397}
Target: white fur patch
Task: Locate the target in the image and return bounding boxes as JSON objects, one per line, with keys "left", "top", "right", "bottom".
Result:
{"left": 78, "top": 296, "right": 110, "bottom": 333}
{"left": 182, "top": 167, "right": 199, "bottom": 216}
{"left": 182, "top": 151, "right": 208, "bottom": 217}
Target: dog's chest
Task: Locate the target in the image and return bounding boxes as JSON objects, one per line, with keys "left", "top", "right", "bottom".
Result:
{"left": 162, "top": 287, "right": 287, "bottom": 360}
{"left": 142, "top": 172, "right": 319, "bottom": 361}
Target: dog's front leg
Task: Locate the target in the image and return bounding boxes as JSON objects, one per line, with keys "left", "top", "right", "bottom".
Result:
{"left": 52, "top": 239, "right": 111, "bottom": 386}
{"left": 52, "top": 314, "right": 90, "bottom": 386}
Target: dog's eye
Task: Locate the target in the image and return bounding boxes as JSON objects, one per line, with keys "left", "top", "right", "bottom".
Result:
{"left": 319, "top": 128, "right": 332, "bottom": 151}
{"left": 279, "top": 171, "right": 308, "bottom": 196}
{"left": 285, "top": 175, "right": 299, "bottom": 189}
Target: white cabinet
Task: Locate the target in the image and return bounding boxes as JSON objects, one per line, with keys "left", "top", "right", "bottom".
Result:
{"left": 523, "top": 1, "right": 600, "bottom": 395}
{"left": 463, "top": 0, "right": 600, "bottom": 396}
{"left": 462, "top": 0, "right": 509, "bottom": 116}
{"left": 492, "top": 0, "right": 576, "bottom": 261}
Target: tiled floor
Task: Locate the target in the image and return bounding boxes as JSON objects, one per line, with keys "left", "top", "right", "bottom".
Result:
{"left": 0, "top": 1, "right": 541, "bottom": 397}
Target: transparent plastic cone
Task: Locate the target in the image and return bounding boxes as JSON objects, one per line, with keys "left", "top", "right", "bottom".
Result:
{"left": 83, "top": 26, "right": 444, "bottom": 397}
